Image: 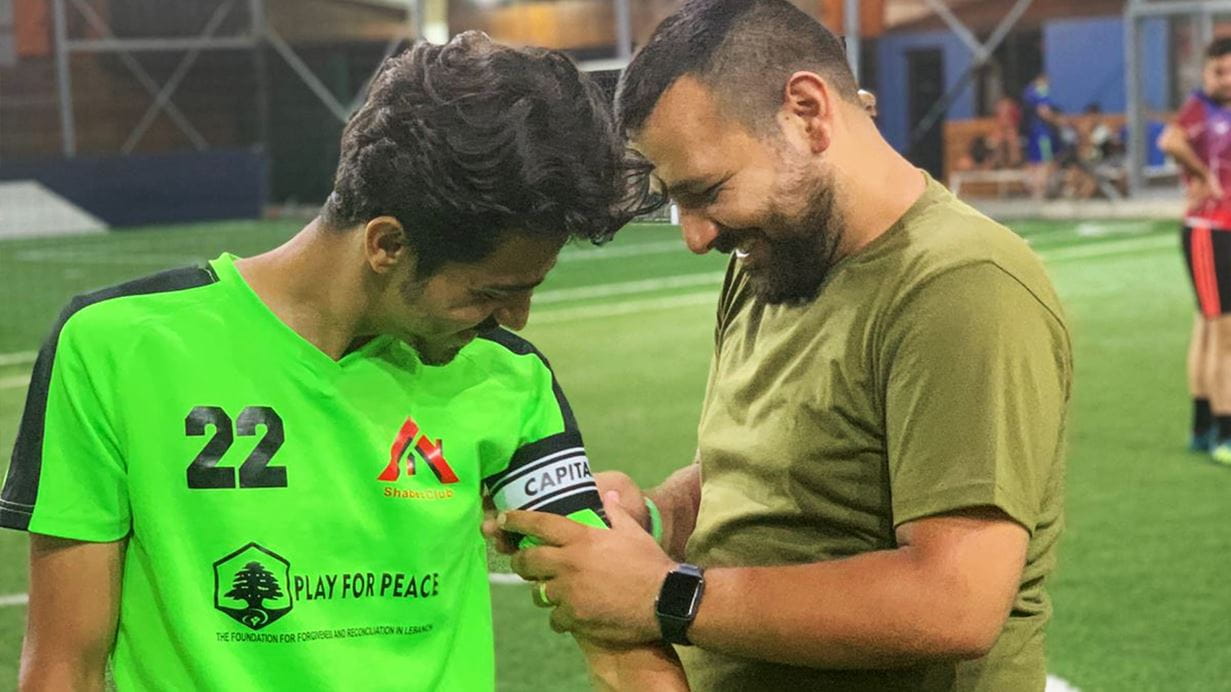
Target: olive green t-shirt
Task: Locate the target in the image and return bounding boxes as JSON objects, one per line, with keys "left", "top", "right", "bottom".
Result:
{"left": 680, "top": 175, "right": 1071, "bottom": 691}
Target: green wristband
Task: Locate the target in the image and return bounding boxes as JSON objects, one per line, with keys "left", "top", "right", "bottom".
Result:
{"left": 516, "top": 507, "right": 610, "bottom": 549}
{"left": 644, "top": 496, "right": 664, "bottom": 543}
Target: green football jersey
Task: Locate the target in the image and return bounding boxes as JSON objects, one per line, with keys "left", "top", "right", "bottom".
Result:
{"left": 1, "top": 253, "right": 601, "bottom": 691}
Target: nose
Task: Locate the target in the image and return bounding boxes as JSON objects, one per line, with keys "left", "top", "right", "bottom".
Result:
{"left": 493, "top": 294, "right": 531, "bottom": 332}
{"left": 679, "top": 208, "right": 720, "bottom": 255}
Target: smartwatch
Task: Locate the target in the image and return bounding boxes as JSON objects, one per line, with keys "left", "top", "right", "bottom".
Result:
{"left": 654, "top": 563, "right": 705, "bottom": 646}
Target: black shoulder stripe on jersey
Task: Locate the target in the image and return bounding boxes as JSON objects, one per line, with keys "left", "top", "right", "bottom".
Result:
{"left": 1, "top": 264, "right": 220, "bottom": 531}
{"left": 483, "top": 429, "right": 585, "bottom": 493}
{"left": 482, "top": 429, "right": 609, "bottom": 527}
{"left": 476, "top": 327, "right": 579, "bottom": 434}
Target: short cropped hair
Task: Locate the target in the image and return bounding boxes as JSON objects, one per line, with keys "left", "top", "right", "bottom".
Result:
{"left": 1208, "top": 37, "right": 1231, "bottom": 60}
{"left": 616, "top": 0, "right": 860, "bottom": 136}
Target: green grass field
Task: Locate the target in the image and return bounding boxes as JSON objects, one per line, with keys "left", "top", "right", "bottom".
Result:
{"left": 0, "top": 217, "right": 1228, "bottom": 691}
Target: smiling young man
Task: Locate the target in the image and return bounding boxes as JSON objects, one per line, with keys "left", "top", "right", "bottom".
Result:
{"left": 496, "top": 1, "right": 1072, "bottom": 690}
{"left": 0, "top": 32, "right": 653, "bottom": 691}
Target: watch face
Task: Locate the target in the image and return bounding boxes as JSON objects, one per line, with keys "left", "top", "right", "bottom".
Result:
{"left": 659, "top": 571, "right": 701, "bottom": 615}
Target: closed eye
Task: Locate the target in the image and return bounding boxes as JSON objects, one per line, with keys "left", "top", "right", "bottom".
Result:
{"left": 675, "top": 181, "right": 725, "bottom": 209}
{"left": 473, "top": 287, "right": 534, "bottom": 303}
{"left": 469, "top": 290, "right": 504, "bottom": 304}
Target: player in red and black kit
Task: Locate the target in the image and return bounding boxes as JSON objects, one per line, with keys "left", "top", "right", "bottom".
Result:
{"left": 1160, "top": 37, "right": 1231, "bottom": 464}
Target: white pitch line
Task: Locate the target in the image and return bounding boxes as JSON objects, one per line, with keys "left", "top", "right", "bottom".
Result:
{"left": 13, "top": 249, "right": 207, "bottom": 266}
{"left": 11, "top": 238, "right": 686, "bottom": 268}
{"left": 1041, "top": 234, "right": 1175, "bottom": 263}
{"left": 487, "top": 572, "right": 530, "bottom": 586}
{"left": 1073, "top": 221, "right": 1158, "bottom": 238}
{"left": 1045, "top": 674, "right": 1082, "bottom": 692}
{"left": 0, "top": 351, "right": 36, "bottom": 367}
{"left": 0, "top": 295, "right": 718, "bottom": 390}
{"left": 0, "top": 375, "right": 30, "bottom": 391}
{"left": 534, "top": 272, "right": 724, "bottom": 304}
{"left": 533, "top": 291, "right": 716, "bottom": 325}
{"left": 0, "top": 295, "right": 721, "bottom": 390}
{"left": 0, "top": 593, "right": 26, "bottom": 607}
{"left": 0, "top": 231, "right": 1181, "bottom": 383}
{"left": 559, "top": 239, "right": 685, "bottom": 262}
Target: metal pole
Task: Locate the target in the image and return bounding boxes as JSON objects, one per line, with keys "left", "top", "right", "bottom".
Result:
{"left": 412, "top": 0, "right": 424, "bottom": 43}
{"left": 615, "top": 0, "right": 632, "bottom": 62}
{"left": 981, "top": 0, "right": 1034, "bottom": 63}
{"left": 919, "top": 0, "right": 982, "bottom": 58}
{"left": 66, "top": 36, "right": 256, "bottom": 52}
{"left": 844, "top": 0, "right": 860, "bottom": 82}
{"left": 122, "top": 0, "right": 237, "bottom": 154}
{"left": 250, "top": 0, "right": 269, "bottom": 153}
{"left": 266, "top": 27, "right": 351, "bottom": 124}
{"left": 1199, "top": 9, "right": 1215, "bottom": 56}
{"left": 52, "top": 0, "right": 75, "bottom": 157}
{"left": 908, "top": 0, "right": 1034, "bottom": 149}
{"left": 349, "top": 35, "right": 403, "bottom": 114}
{"left": 70, "top": 0, "right": 208, "bottom": 149}
{"left": 1125, "top": 4, "right": 1143, "bottom": 196}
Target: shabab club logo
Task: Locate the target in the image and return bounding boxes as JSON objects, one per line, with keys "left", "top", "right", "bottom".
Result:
{"left": 377, "top": 415, "right": 459, "bottom": 499}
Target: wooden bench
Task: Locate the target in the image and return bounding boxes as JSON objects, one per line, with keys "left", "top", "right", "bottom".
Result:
{"left": 950, "top": 168, "right": 1033, "bottom": 198}
{"left": 943, "top": 114, "right": 1129, "bottom": 199}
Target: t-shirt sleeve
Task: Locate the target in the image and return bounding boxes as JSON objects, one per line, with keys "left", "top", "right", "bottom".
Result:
{"left": 1175, "top": 94, "right": 1207, "bottom": 140}
{"left": 1, "top": 309, "right": 131, "bottom": 541}
{"left": 480, "top": 349, "right": 604, "bottom": 522}
{"left": 881, "top": 263, "right": 1070, "bottom": 533}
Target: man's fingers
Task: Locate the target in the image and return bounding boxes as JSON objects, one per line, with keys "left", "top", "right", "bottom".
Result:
{"left": 601, "top": 490, "right": 643, "bottom": 533}
{"left": 480, "top": 518, "right": 519, "bottom": 555}
{"left": 530, "top": 580, "right": 556, "bottom": 609}
{"left": 480, "top": 517, "right": 499, "bottom": 539}
{"left": 498, "top": 509, "right": 588, "bottom": 547}
{"left": 509, "top": 545, "right": 566, "bottom": 581}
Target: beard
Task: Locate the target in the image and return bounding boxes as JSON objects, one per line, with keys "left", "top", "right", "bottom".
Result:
{"left": 409, "top": 338, "right": 465, "bottom": 366}
{"left": 740, "top": 168, "right": 845, "bottom": 305}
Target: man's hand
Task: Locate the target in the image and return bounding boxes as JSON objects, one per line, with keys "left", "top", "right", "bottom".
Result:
{"left": 481, "top": 471, "right": 652, "bottom": 555}
{"left": 592, "top": 471, "right": 651, "bottom": 531}
{"left": 1190, "top": 172, "right": 1226, "bottom": 207}
{"left": 502, "top": 491, "right": 674, "bottom": 646}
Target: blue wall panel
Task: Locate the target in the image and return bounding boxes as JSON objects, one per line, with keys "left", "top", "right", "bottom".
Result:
{"left": 1044, "top": 16, "right": 1126, "bottom": 113}
{"left": 875, "top": 30, "right": 976, "bottom": 153}
{"left": 1043, "top": 15, "right": 1170, "bottom": 114}
{"left": 878, "top": 15, "right": 1171, "bottom": 158}
{"left": 0, "top": 149, "right": 268, "bottom": 228}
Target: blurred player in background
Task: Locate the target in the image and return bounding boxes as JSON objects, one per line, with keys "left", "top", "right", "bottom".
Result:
{"left": 1159, "top": 37, "right": 1231, "bottom": 465}
{"left": 1023, "top": 72, "right": 1060, "bottom": 199}
{"left": 0, "top": 32, "right": 655, "bottom": 691}
{"left": 494, "top": 1, "right": 1071, "bottom": 690}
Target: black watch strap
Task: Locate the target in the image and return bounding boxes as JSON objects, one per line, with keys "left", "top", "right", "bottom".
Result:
{"left": 659, "top": 611, "right": 695, "bottom": 646}
{"left": 655, "top": 563, "right": 705, "bottom": 646}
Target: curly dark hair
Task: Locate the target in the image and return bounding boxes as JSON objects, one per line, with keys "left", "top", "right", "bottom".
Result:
{"left": 322, "top": 31, "right": 661, "bottom": 276}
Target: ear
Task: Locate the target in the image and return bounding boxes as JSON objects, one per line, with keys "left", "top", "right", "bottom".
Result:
{"left": 782, "top": 71, "right": 836, "bottom": 155}
{"left": 363, "top": 216, "right": 413, "bottom": 275}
